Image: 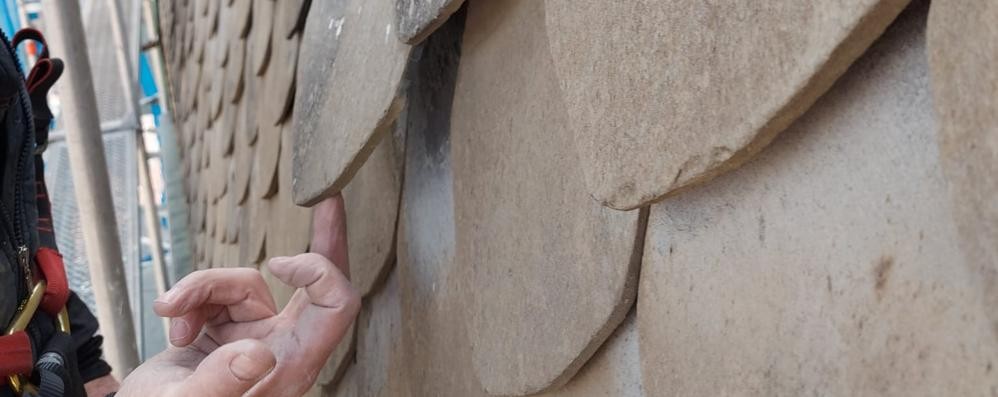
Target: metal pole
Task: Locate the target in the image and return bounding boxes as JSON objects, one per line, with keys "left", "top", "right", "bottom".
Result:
{"left": 104, "top": 0, "right": 170, "bottom": 304}
{"left": 141, "top": 0, "right": 171, "bottom": 114}
{"left": 39, "top": 0, "right": 140, "bottom": 377}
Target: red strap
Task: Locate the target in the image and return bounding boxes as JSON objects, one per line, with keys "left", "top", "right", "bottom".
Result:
{"left": 0, "top": 331, "right": 33, "bottom": 379}
{"left": 11, "top": 27, "right": 49, "bottom": 60}
{"left": 36, "top": 247, "right": 68, "bottom": 316}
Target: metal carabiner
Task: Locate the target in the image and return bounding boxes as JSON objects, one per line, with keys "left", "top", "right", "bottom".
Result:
{"left": 5, "top": 280, "right": 71, "bottom": 395}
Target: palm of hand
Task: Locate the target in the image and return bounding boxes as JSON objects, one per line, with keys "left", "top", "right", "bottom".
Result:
{"left": 118, "top": 197, "right": 356, "bottom": 397}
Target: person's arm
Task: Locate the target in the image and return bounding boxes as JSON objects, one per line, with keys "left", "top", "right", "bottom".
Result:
{"left": 84, "top": 374, "right": 119, "bottom": 397}
{"left": 65, "top": 292, "right": 118, "bottom": 396}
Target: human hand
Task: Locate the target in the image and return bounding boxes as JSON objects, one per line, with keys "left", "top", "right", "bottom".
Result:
{"left": 117, "top": 195, "right": 358, "bottom": 397}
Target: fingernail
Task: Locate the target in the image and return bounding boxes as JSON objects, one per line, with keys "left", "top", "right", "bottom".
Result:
{"left": 269, "top": 256, "right": 291, "bottom": 267}
{"left": 170, "top": 319, "right": 191, "bottom": 343}
{"left": 156, "top": 288, "right": 178, "bottom": 304}
{"left": 230, "top": 352, "right": 273, "bottom": 381}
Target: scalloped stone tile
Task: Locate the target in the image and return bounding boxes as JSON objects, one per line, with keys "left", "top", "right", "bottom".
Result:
{"left": 291, "top": 0, "right": 412, "bottom": 206}
{"left": 229, "top": 110, "right": 254, "bottom": 205}
{"left": 292, "top": 0, "right": 347, "bottom": 156}
{"left": 250, "top": 0, "right": 274, "bottom": 76}
{"left": 230, "top": 0, "right": 252, "bottom": 39}
{"left": 280, "top": 0, "right": 308, "bottom": 39}
{"left": 534, "top": 314, "right": 643, "bottom": 397}
{"left": 343, "top": 127, "right": 403, "bottom": 297}
{"left": 396, "top": 9, "right": 486, "bottom": 395}
{"left": 638, "top": 7, "right": 998, "bottom": 394}
{"left": 224, "top": 37, "right": 246, "bottom": 103}
{"left": 545, "top": 0, "right": 909, "bottom": 210}
{"left": 316, "top": 323, "right": 356, "bottom": 389}
{"left": 926, "top": 0, "right": 998, "bottom": 330}
{"left": 253, "top": 117, "right": 281, "bottom": 199}
{"left": 355, "top": 270, "right": 410, "bottom": 397}
{"left": 263, "top": 0, "right": 303, "bottom": 126}
{"left": 265, "top": 126, "right": 313, "bottom": 258}
{"left": 453, "top": 2, "right": 643, "bottom": 395}
{"left": 394, "top": 0, "right": 464, "bottom": 44}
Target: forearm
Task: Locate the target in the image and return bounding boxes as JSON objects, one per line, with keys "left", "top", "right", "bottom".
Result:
{"left": 84, "top": 373, "right": 119, "bottom": 396}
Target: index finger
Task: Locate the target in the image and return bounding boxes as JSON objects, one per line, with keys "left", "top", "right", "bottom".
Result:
{"left": 309, "top": 194, "right": 350, "bottom": 279}
{"left": 154, "top": 268, "right": 278, "bottom": 320}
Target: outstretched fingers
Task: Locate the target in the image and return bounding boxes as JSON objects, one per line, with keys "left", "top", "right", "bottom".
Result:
{"left": 154, "top": 268, "right": 278, "bottom": 346}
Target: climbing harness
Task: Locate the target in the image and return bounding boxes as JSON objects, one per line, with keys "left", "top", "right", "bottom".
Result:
{"left": 0, "top": 27, "right": 81, "bottom": 397}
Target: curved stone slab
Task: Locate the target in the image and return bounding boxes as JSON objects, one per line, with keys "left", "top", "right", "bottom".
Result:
{"left": 545, "top": 0, "right": 909, "bottom": 210}
{"left": 343, "top": 129, "right": 403, "bottom": 297}
{"left": 453, "top": 2, "right": 643, "bottom": 394}
{"left": 394, "top": 0, "right": 465, "bottom": 44}
{"left": 230, "top": 0, "right": 252, "bottom": 39}
{"left": 316, "top": 323, "right": 356, "bottom": 389}
{"left": 638, "top": 8, "right": 998, "bottom": 394}
{"left": 292, "top": 0, "right": 347, "bottom": 153}
{"left": 262, "top": 0, "right": 303, "bottom": 127}
{"left": 250, "top": 0, "right": 274, "bottom": 76}
{"left": 229, "top": 112, "right": 254, "bottom": 205}
{"left": 291, "top": 0, "right": 412, "bottom": 206}
{"left": 926, "top": 0, "right": 998, "bottom": 330}
{"left": 253, "top": 116, "right": 281, "bottom": 199}
{"left": 397, "top": 10, "right": 488, "bottom": 395}
{"left": 265, "top": 125, "right": 313, "bottom": 258}
{"left": 224, "top": 37, "right": 246, "bottom": 103}
{"left": 355, "top": 270, "right": 410, "bottom": 397}
{"left": 535, "top": 314, "right": 643, "bottom": 397}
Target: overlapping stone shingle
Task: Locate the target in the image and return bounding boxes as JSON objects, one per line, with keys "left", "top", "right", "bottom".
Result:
{"left": 453, "top": 2, "right": 643, "bottom": 394}
{"left": 638, "top": 7, "right": 998, "bottom": 394}
{"left": 343, "top": 128, "right": 403, "bottom": 297}
{"left": 394, "top": 0, "right": 465, "bottom": 44}
{"left": 291, "top": 0, "right": 412, "bottom": 206}
{"left": 926, "top": 0, "right": 998, "bottom": 330}
{"left": 545, "top": 0, "right": 909, "bottom": 210}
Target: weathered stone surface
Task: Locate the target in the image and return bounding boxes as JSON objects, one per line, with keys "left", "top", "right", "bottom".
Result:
{"left": 316, "top": 323, "right": 356, "bottom": 389}
{"left": 638, "top": 6, "right": 998, "bottom": 395}
{"left": 926, "top": 0, "right": 998, "bottom": 332}
{"left": 292, "top": 0, "right": 347, "bottom": 161}
{"left": 397, "top": 10, "right": 487, "bottom": 396}
{"left": 343, "top": 128, "right": 403, "bottom": 297}
{"left": 394, "top": 0, "right": 464, "bottom": 44}
{"left": 253, "top": 119, "right": 281, "bottom": 199}
{"left": 229, "top": 0, "right": 252, "bottom": 39}
{"left": 355, "top": 270, "right": 410, "bottom": 397}
{"left": 250, "top": 0, "right": 274, "bottom": 76}
{"left": 326, "top": 364, "right": 359, "bottom": 397}
{"left": 280, "top": 0, "right": 308, "bottom": 39}
{"left": 291, "top": 0, "right": 412, "bottom": 206}
{"left": 535, "top": 313, "right": 643, "bottom": 397}
{"left": 453, "top": 2, "right": 643, "bottom": 394}
{"left": 545, "top": 0, "right": 909, "bottom": 210}
{"left": 263, "top": 0, "right": 303, "bottom": 126}
{"left": 224, "top": 37, "right": 246, "bottom": 103}
{"left": 265, "top": 126, "right": 313, "bottom": 258}
{"left": 229, "top": 104, "right": 254, "bottom": 205}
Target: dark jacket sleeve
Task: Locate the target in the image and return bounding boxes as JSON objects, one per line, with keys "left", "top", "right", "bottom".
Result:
{"left": 66, "top": 291, "right": 113, "bottom": 382}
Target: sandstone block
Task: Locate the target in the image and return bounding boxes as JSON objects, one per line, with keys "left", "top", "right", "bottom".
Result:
{"left": 638, "top": 6, "right": 998, "bottom": 394}
{"left": 545, "top": 0, "right": 909, "bottom": 210}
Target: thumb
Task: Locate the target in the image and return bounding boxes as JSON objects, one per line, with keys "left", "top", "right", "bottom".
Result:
{"left": 177, "top": 339, "right": 276, "bottom": 397}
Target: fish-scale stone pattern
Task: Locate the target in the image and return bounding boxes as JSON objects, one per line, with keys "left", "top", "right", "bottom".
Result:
{"left": 161, "top": 0, "right": 997, "bottom": 396}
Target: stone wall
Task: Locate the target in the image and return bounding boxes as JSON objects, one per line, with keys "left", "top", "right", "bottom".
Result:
{"left": 158, "top": 0, "right": 998, "bottom": 395}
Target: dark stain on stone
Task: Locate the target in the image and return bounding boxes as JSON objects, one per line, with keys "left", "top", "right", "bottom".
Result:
{"left": 827, "top": 275, "right": 833, "bottom": 294}
{"left": 758, "top": 214, "right": 766, "bottom": 245}
{"left": 874, "top": 255, "right": 894, "bottom": 296}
